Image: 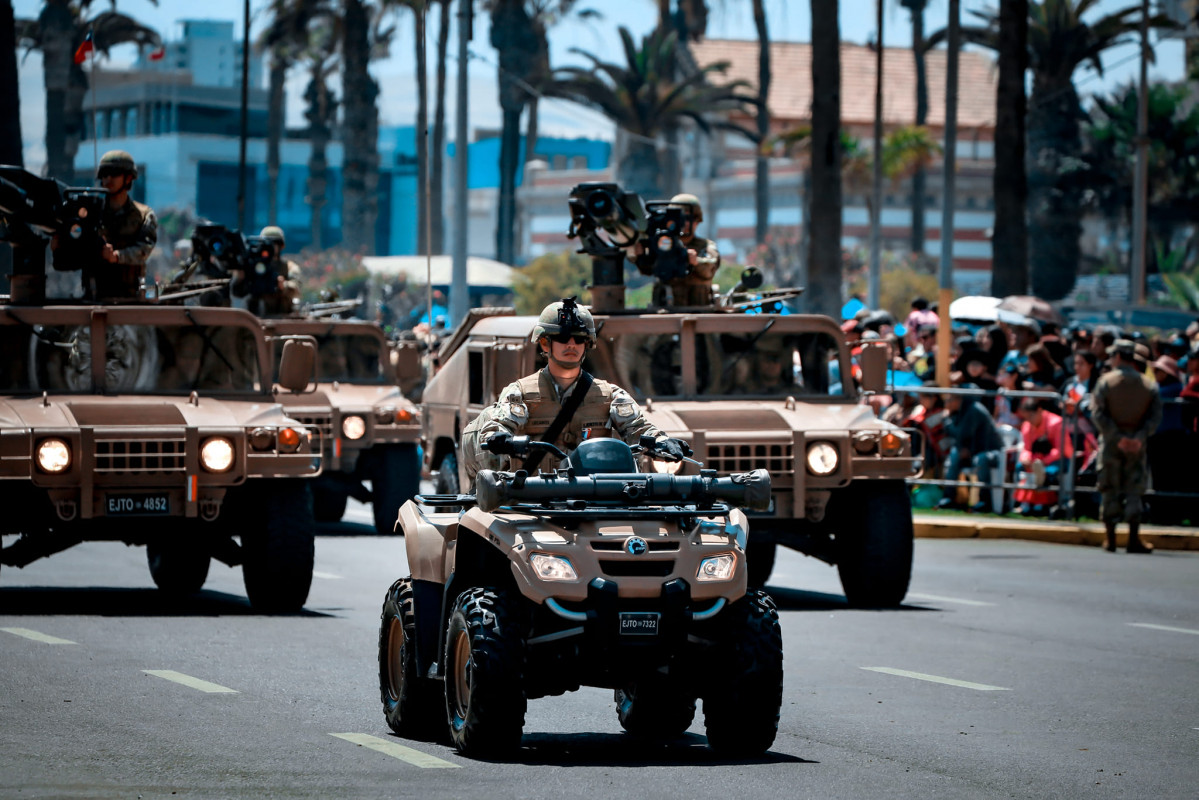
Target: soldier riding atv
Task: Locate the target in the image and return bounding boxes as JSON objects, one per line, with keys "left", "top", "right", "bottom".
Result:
{"left": 378, "top": 433, "right": 782, "bottom": 756}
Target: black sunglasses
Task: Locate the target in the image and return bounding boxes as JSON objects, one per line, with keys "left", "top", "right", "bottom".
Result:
{"left": 550, "top": 333, "right": 589, "bottom": 345}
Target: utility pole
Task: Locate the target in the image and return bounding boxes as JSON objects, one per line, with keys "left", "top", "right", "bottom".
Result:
{"left": 450, "top": 0, "right": 472, "bottom": 327}
{"left": 236, "top": 0, "right": 250, "bottom": 231}
{"left": 869, "top": 0, "right": 884, "bottom": 309}
{"left": 936, "top": 0, "right": 959, "bottom": 388}
{"left": 1130, "top": 0, "right": 1150, "bottom": 306}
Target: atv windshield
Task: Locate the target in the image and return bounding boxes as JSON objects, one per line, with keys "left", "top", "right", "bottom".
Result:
{"left": 0, "top": 321, "right": 262, "bottom": 394}
{"left": 594, "top": 330, "right": 846, "bottom": 399}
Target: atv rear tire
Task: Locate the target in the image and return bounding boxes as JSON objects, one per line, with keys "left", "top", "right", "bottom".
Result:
{"left": 313, "top": 486, "right": 348, "bottom": 523}
{"left": 833, "top": 480, "right": 913, "bottom": 608}
{"left": 379, "top": 577, "right": 445, "bottom": 740}
{"left": 746, "top": 538, "right": 777, "bottom": 588}
{"left": 444, "top": 587, "right": 526, "bottom": 756}
{"left": 703, "top": 589, "right": 783, "bottom": 756}
{"left": 615, "top": 681, "right": 696, "bottom": 740}
{"left": 370, "top": 444, "right": 421, "bottom": 536}
{"left": 147, "top": 533, "right": 210, "bottom": 596}
{"left": 240, "top": 480, "right": 316, "bottom": 613}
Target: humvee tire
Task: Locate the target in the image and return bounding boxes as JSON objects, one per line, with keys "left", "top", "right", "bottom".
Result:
{"left": 833, "top": 480, "right": 914, "bottom": 608}
{"left": 746, "top": 538, "right": 777, "bottom": 588}
{"left": 703, "top": 590, "right": 783, "bottom": 756}
{"left": 433, "top": 451, "right": 460, "bottom": 495}
{"left": 444, "top": 587, "right": 527, "bottom": 756}
{"left": 615, "top": 680, "right": 696, "bottom": 740}
{"left": 370, "top": 444, "right": 421, "bottom": 536}
{"left": 147, "top": 531, "right": 211, "bottom": 596}
{"left": 379, "top": 577, "right": 445, "bottom": 740}
{"left": 313, "top": 487, "right": 348, "bottom": 523}
{"left": 240, "top": 480, "right": 316, "bottom": 612}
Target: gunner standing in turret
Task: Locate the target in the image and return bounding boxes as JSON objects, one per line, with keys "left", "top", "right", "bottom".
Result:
{"left": 83, "top": 150, "right": 158, "bottom": 299}
{"left": 632, "top": 193, "right": 721, "bottom": 306}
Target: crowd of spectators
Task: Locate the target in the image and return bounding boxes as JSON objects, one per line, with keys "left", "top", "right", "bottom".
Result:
{"left": 845, "top": 297, "right": 1199, "bottom": 523}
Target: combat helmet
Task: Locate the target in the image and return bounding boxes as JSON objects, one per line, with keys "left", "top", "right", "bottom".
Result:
{"left": 670, "top": 193, "right": 703, "bottom": 222}
{"left": 260, "top": 225, "right": 286, "bottom": 245}
{"left": 97, "top": 150, "right": 138, "bottom": 179}
{"left": 533, "top": 297, "right": 596, "bottom": 348}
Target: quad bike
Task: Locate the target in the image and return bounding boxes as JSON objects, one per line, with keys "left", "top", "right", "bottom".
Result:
{"left": 378, "top": 434, "right": 784, "bottom": 757}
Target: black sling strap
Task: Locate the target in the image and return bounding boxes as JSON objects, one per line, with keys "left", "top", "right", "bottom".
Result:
{"left": 523, "top": 371, "right": 594, "bottom": 472}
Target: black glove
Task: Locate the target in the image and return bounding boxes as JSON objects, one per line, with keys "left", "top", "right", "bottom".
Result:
{"left": 655, "top": 437, "right": 692, "bottom": 461}
{"left": 482, "top": 431, "right": 514, "bottom": 455}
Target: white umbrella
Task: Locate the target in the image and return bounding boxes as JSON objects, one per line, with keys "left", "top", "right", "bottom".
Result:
{"left": 948, "top": 295, "right": 1030, "bottom": 325}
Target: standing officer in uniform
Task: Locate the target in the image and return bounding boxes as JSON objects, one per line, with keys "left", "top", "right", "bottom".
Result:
{"left": 1091, "top": 339, "right": 1162, "bottom": 553}
{"left": 70, "top": 150, "right": 158, "bottom": 299}
{"left": 461, "top": 298, "right": 689, "bottom": 486}
{"left": 632, "top": 194, "right": 721, "bottom": 307}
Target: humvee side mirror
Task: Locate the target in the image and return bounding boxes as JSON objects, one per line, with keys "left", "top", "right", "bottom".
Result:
{"left": 278, "top": 338, "right": 316, "bottom": 393}
{"left": 858, "top": 342, "right": 889, "bottom": 395}
{"left": 391, "top": 340, "right": 422, "bottom": 384}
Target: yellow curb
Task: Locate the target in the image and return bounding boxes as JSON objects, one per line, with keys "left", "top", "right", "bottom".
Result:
{"left": 914, "top": 518, "right": 1199, "bottom": 551}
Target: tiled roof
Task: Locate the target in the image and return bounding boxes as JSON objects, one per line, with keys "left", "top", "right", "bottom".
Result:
{"left": 690, "top": 39, "right": 998, "bottom": 130}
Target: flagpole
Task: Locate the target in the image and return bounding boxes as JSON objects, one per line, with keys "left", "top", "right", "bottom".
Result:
{"left": 91, "top": 28, "right": 98, "bottom": 172}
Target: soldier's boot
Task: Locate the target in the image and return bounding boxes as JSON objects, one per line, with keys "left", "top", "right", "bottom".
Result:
{"left": 1125, "top": 518, "right": 1153, "bottom": 554}
{"left": 1103, "top": 520, "right": 1118, "bottom": 553}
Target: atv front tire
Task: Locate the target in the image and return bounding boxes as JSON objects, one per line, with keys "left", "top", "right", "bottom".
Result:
{"left": 703, "top": 589, "right": 783, "bottom": 756}
{"left": 379, "top": 577, "right": 445, "bottom": 740}
{"left": 444, "top": 587, "right": 526, "bottom": 756}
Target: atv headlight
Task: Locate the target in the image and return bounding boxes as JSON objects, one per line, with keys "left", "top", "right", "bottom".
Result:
{"left": 342, "top": 415, "right": 366, "bottom": 440}
{"left": 697, "top": 553, "right": 737, "bottom": 582}
{"left": 651, "top": 458, "right": 683, "bottom": 475}
{"left": 529, "top": 553, "right": 578, "bottom": 582}
{"left": 36, "top": 438, "right": 71, "bottom": 473}
{"left": 806, "top": 441, "right": 839, "bottom": 476}
{"left": 200, "top": 437, "right": 235, "bottom": 472}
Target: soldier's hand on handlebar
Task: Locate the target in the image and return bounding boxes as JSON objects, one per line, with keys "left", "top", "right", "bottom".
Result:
{"left": 482, "top": 431, "right": 515, "bottom": 455}
{"left": 654, "top": 437, "right": 692, "bottom": 462}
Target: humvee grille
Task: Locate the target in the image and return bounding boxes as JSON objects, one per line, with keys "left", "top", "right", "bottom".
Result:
{"left": 706, "top": 443, "right": 793, "bottom": 474}
{"left": 599, "top": 560, "right": 675, "bottom": 577}
{"left": 95, "top": 438, "right": 186, "bottom": 474}
{"left": 294, "top": 415, "right": 333, "bottom": 449}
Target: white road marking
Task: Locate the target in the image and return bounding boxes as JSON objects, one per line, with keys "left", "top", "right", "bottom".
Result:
{"left": 1, "top": 627, "right": 77, "bottom": 645}
{"left": 312, "top": 571, "right": 343, "bottom": 580}
{"left": 1128, "top": 623, "right": 1199, "bottom": 636}
{"left": 907, "top": 592, "right": 995, "bottom": 607}
{"left": 862, "top": 667, "right": 1010, "bottom": 692}
{"left": 330, "top": 733, "right": 460, "bottom": 769}
{"left": 142, "top": 670, "right": 238, "bottom": 693}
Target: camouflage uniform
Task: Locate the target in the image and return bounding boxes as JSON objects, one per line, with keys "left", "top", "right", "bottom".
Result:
{"left": 461, "top": 368, "right": 663, "bottom": 485}
{"left": 1091, "top": 363, "right": 1162, "bottom": 523}
{"left": 86, "top": 196, "right": 157, "bottom": 300}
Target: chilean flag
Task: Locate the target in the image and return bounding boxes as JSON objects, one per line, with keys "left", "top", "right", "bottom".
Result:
{"left": 73, "top": 30, "right": 94, "bottom": 65}
{"left": 148, "top": 44, "right": 166, "bottom": 61}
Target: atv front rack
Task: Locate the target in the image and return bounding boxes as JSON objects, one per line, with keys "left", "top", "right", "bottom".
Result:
{"left": 415, "top": 493, "right": 734, "bottom": 521}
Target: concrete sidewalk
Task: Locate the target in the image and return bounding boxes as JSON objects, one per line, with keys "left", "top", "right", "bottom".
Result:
{"left": 913, "top": 514, "right": 1199, "bottom": 551}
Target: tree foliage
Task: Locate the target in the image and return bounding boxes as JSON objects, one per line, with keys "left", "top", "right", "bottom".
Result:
{"left": 512, "top": 250, "right": 593, "bottom": 314}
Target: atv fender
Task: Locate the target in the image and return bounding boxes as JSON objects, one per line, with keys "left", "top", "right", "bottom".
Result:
{"left": 398, "top": 500, "right": 458, "bottom": 585}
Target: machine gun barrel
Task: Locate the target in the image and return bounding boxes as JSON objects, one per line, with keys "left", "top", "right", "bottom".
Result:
{"left": 473, "top": 468, "right": 771, "bottom": 514}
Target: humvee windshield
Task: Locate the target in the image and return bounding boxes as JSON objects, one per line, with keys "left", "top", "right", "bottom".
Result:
{"left": 593, "top": 330, "right": 846, "bottom": 399}
{"left": 0, "top": 322, "right": 262, "bottom": 394}
{"left": 289, "top": 331, "right": 385, "bottom": 385}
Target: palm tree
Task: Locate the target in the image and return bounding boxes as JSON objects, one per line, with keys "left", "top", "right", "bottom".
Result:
{"left": 18, "top": 1, "right": 160, "bottom": 182}
{"left": 1, "top": 0, "right": 21, "bottom": 168}
{"left": 302, "top": 20, "right": 339, "bottom": 250}
{"left": 940, "top": 0, "right": 1170, "bottom": 300}
{"left": 807, "top": 0, "right": 842, "bottom": 319}
{"left": 991, "top": 0, "right": 1028, "bottom": 297}
{"left": 430, "top": 0, "right": 451, "bottom": 254}
{"left": 340, "top": 0, "right": 382, "bottom": 253}
{"left": 545, "top": 26, "right": 753, "bottom": 198}
{"left": 899, "top": 0, "right": 929, "bottom": 255}
{"left": 752, "top": 0, "right": 770, "bottom": 246}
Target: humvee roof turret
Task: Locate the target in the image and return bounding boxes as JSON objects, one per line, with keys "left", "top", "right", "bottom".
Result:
{"left": 0, "top": 304, "right": 321, "bottom": 612}
{"left": 263, "top": 318, "right": 421, "bottom": 534}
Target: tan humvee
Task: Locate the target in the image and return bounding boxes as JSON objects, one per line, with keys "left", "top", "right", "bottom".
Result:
{"left": 0, "top": 304, "right": 321, "bottom": 612}
{"left": 420, "top": 309, "right": 920, "bottom": 607}
{"left": 263, "top": 318, "right": 421, "bottom": 534}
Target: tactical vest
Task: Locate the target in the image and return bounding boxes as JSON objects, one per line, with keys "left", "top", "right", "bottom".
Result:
{"left": 86, "top": 200, "right": 150, "bottom": 298}
{"left": 515, "top": 370, "right": 617, "bottom": 470}
{"left": 1098, "top": 368, "right": 1156, "bottom": 433}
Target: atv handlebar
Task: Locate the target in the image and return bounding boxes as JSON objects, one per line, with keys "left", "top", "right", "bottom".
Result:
{"left": 473, "top": 468, "right": 772, "bottom": 514}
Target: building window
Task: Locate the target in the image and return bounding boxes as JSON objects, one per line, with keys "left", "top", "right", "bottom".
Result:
{"left": 570, "top": 155, "right": 587, "bottom": 169}
{"left": 552, "top": 154, "right": 567, "bottom": 170}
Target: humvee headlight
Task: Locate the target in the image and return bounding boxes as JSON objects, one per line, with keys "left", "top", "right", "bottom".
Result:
{"left": 806, "top": 441, "right": 839, "bottom": 476}
{"left": 36, "top": 438, "right": 71, "bottom": 473}
{"left": 200, "top": 437, "right": 235, "bottom": 472}
{"left": 697, "top": 553, "right": 736, "bottom": 582}
{"left": 529, "top": 553, "right": 578, "bottom": 582}
{"left": 880, "top": 431, "right": 904, "bottom": 457}
{"left": 342, "top": 415, "right": 367, "bottom": 440}
{"left": 374, "top": 406, "right": 396, "bottom": 425}
{"left": 651, "top": 458, "right": 683, "bottom": 475}
{"left": 278, "top": 427, "right": 303, "bottom": 453}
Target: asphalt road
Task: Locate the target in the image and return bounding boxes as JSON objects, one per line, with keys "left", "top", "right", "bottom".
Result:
{"left": 2, "top": 499, "right": 1197, "bottom": 800}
